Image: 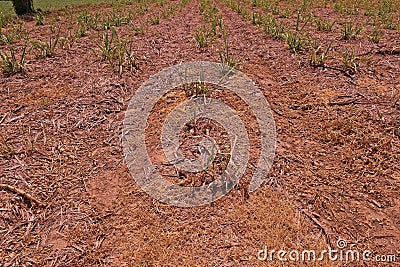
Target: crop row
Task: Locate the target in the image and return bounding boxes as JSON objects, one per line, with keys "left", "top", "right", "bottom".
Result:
{"left": 0, "top": 0, "right": 192, "bottom": 76}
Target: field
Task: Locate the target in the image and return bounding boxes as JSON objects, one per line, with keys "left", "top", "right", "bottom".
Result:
{"left": 0, "top": 0, "right": 399, "bottom": 266}
{"left": 0, "top": 0, "right": 120, "bottom": 15}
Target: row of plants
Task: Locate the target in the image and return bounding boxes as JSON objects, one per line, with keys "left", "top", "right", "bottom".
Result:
{"left": 235, "top": 0, "right": 386, "bottom": 41}
{"left": 194, "top": 0, "right": 236, "bottom": 67}
{"left": 249, "top": 0, "right": 399, "bottom": 30}
{"left": 194, "top": 0, "right": 224, "bottom": 48}
{"left": 95, "top": 27, "right": 139, "bottom": 76}
{"left": 0, "top": 0, "right": 192, "bottom": 76}
{"left": 222, "top": 0, "right": 394, "bottom": 74}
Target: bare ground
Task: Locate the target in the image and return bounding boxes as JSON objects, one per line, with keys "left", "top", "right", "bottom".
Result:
{"left": 0, "top": 0, "right": 399, "bottom": 266}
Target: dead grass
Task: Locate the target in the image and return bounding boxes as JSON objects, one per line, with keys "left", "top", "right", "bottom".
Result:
{"left": 0, "top": 0, "right": 399, "bottom": 266}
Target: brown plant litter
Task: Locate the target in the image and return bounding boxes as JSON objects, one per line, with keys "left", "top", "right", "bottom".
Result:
{"left": 0, "top": 0, "right": 399, "bottom": 266}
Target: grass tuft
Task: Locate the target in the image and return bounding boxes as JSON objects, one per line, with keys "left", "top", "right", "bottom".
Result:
{"left": 341, "top": 22, "right": 363, "bottom": 40}
{"left": 0, "top": 45, "right": 30, "bottom": 75}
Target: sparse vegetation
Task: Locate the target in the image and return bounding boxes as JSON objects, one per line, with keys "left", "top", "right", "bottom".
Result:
{"left": 285, "top": 30, "right": 306, "bottom": 53}
{"left": 0, "top": 44, "right": 29, "bottom": 74}
{"left": 369, "top": 24, "right": 381, "bottom": 43}
{"left": 0, "top": 1, "right": 399, "bottom": 266}
{"left": 222, "top": 0, "right": 399, "bottom": 72}
{"left": 95, "top": 27, "right": 138, "bottom": 75}
{"left": 310, "top": 41, "right": 333, "bottom": 67}
{"left": 341, "top": 21, "right": 363, "bottom": 39}
{"left": 263, "top": 14, "right": 285, "bottom": 39}
{"left": 31, "top": 34, "right": 59, "bottom": 58}
{"left": 314, "top": 17, "right": 335, "bottom": 31}
{"left": 341, "top": 49, "right": 359, "bottom": 72}
{"left": 194, "top": 0, "right": 224, "bottom": 48}
{"left": 149, "top": 14, "right": 160, "bottom": 25}
{"left": 34, "top": 10, "right": 45, "bottom": 26}
{"left": 218, "top": 19, "right": 236, "bottom": 68}
{"left": 194, "top": 27, "right": 207, "bottom": 48}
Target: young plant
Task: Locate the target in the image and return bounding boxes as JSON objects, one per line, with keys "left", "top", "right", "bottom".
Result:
{"left": 78, "top": 9, "right": 90, "bottom": 25}
{"left": 76, "top": 9, "right": 99, "bottom": 34}
{"left": 108, "top": 11, "right": 132, "bottom": 27}
{"left": 76, "top": 24, "right": 86, "bottom": 37}
{"left": 341, "top": 22, "right": 362, "bottom": 40}
{"left": 31, "top": 35, "right": 60, "bottom": 58}
{"left": 286, "top": 31, "right": 306, "bottom": 54}
{"left": 378, "top": 0, "right": 395, "bottom": 17}
{"left": 271, "top": 1, "right": 280, "bottom": 15}
{"left": 66, "top": 30, "right": 78, "bottom": 49}
{"left": 342, "top": 49, "right": 359, "bottom": 72}
{"left": 59, "top": 36, "right": 67, "bottom": 49}
{"left": 309, "top": 41, "right": 333, "bottom": 67}
{"left": 218, "top": 23, "right": 236, "bottom": 68}
{"left": 0, "top": 24, "right": 22, "bottom": 45}
{"left": 264, "top": 14, "right": 285, "bottom": 39}
{"left": 238, "top": 5, "right": 249, "bottom": 20}
{"left": 96, "top": 28, "right": 139, "bottom": 76}
{"left": 114, "top": 40, "right": 125, "bottom": 76}
{"left": 381, "top": 13, "right": 397, "bottom": 30}
{"left": 124, "top": 41, "right": 139, "bottom": 72}
{"left": 363, "top": 1, "right": 376, "bottom": 16}
{"left": 285, "top": 12, "right": 309, "bottom": 54}
{"left": 369, "top": 25, "right": 381, "bottom": 43}
{"left": 315, "top": 17, "right": 336, "bottom": 31}
{"left": 149, "top": 15, "right": 160, "bottom": 25}
{"left": 162, "top": 6, "right": 175, "bottom": 18}
{"left": 184, "top": 82, "right": 212, "bottom": 98}
{"left": 194, "top": 27, "right": 207, "bottom": 48}
{"left": 279, "top": 8, "right": 292, "bottom": 18}
{"left": 130, "top": 24, "right": 144, "bottom": 35}
{"left": 252, "top": 12, "right": 263, "bottom": 25}
{"left": 34, "top": 11, "right": 45, "bottom": 26}
{"left": 0, "top": 45, "right": 30, "bottom": 75}
{"left": 299, "top": 0, "right": 312, "bottom": 13}
{"left": 96, "top": 27, "right": 117, "bottom": 61}
{"left": 114, "top": 39, "right": 139, "bottom": 76}
{"left": 137, "top": 3, "right": 149, "bottom": 15}
{"left": 195, "top": 2, "right": 223, "bottom": 48}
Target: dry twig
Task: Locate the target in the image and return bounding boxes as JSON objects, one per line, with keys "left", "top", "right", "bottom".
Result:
{"left": 302, "top": 209, "right": 334, "bottom": 248}
{"left": 0, "top": 183, "right": 45, "bottom": 207}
